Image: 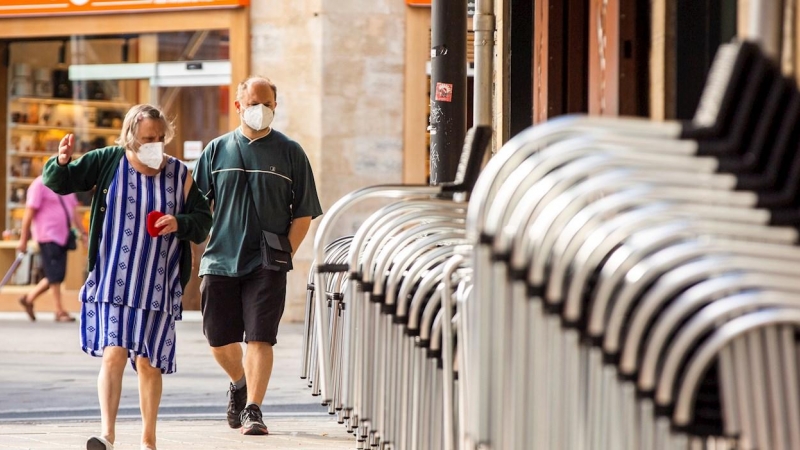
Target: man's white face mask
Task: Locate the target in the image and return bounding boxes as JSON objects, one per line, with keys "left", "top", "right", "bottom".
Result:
{"left": 242, "top": 104, "right": 274, "bottom": 132}
{"left": 138, "top": 142, "right": 164, "bottom": 170}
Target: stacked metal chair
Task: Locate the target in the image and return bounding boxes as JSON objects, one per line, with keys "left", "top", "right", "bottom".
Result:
{"left": 301, "top": 126, "right": 490, "bottom": 450}
{"left": 304, "top": 40, "right": 800, "bottom": 450}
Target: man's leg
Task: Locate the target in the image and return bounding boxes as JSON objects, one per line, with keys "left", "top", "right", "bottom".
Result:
{"left": 237, "top": 269, "right": 284, "bottom": 436}
{"left": 98, "top": 346, "right": 128, "bottom": 444}
{"left": 202, "top": 273, "right": 244, "bottom": 382}
{"left": 210, "top": 343, "right": 249, "bottom": 429}
{"left": 210, "top": 343, "right": 245, "bottom": 382}
{"left": 241, "top": 268, "right": 285, "bottom": 406}
{"left": 238, "top": 342, "right": 272, "bottom": 435}
{"left": 40, "top": 244, "right": 71, "bottom": 320}
{"left": 201, "top": 273, "right": 249, "bottom": 429}
{"left": 23, "top": 277, "right": 49, "bottom": 304}
{"left": 244, "top": 341, "right": 274, "bottom": 404}
{"left": 49, "top": 282, "right": 66, "bottom": 313}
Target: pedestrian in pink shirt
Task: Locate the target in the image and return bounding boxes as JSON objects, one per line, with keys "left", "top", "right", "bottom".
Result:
{"left": 17, "top": 175, "right": 87, "bottom": 322}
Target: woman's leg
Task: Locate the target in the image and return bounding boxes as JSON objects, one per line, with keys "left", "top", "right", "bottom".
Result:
{"left": 98, "top": 346, "right": 128, "bottom": 444}
{"left": 136, "top": 356, "right": 162, "bottom": 449}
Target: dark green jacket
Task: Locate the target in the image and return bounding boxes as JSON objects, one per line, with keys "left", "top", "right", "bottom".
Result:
{"left": 42, "top": 146, "right": 212, "bottom": 289}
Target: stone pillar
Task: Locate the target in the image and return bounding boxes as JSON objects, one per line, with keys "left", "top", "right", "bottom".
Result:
{"left": 250, "top": 0, "right": 406, "bottom": 322}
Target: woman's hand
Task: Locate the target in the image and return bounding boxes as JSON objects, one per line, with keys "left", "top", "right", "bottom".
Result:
{"left": 156, "top": 215, "right": 179, "bottom": 235}
{"left": 57, "top": 134, "right": 75, "bottom": 166}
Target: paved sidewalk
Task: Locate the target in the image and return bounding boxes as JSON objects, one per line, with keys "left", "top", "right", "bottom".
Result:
{"left": 0, "top": 313, "right": 355, "bottom": 450}
{"left": 0, "top": 417, "right": 353, "bottom": 449}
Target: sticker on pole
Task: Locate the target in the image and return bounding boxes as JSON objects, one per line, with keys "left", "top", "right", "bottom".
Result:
{"left": 435, "top": 82, "right": 454, "bottom": 102}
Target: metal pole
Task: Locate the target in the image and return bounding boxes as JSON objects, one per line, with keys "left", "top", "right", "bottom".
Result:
{"left": 473, "top": 0, "right": 495, "bottom": 127}
{"left": 429, "top": 0, "right": 468, "bottom": 185}
{"left": 441, "top": 254, "right": 465, "bottom": 450}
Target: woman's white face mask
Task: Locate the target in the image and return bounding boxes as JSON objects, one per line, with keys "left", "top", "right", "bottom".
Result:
{"left": 242, "top": 104, "right": 274, "bottom": 131}
{"left": 138, "top": 142, "right": 164, "bottom": 169}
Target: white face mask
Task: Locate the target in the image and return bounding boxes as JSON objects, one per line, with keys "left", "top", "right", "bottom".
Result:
{"left": 242, "top": 104, "right": 274, "bottom": 131}
{"left": 138, "top": 142, "right": 164, "bottom": 170}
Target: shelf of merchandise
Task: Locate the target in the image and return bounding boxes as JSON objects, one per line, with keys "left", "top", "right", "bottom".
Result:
{"left": 8, "top": 97, "right": 124, "bottom": 222}
{"left": 0, "top": 239, "right": 85, "bottom": 292}
{"left": 8, "top": 176, "right": 36, "bottom": 185}
{"left": 10, "top": 96, "right": 130, "bottom": 109}
{"left": 5, "top": 96, "right": 128, "bottom": 292}
{"left": 7, "top": 151, "right": 84, "bottom": 162}
{"left": 8, "top": 123, "right": 121, "bottom": 135}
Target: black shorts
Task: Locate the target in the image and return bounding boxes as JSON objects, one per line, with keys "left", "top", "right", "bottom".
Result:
{"left": 38, "top": 242, "right": 68, "bottom": 283}
{"left": 200, "top": 267, "right": 287, "bottom": 347}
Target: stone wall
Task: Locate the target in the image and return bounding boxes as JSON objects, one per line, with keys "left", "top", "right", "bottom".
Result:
{"left": 250, "top": 0, "right": 406, "bottom": 322}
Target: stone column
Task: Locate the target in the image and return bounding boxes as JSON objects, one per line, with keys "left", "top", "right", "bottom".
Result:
{"left": 250, "top": 0, "right": 406, "bottom": 322}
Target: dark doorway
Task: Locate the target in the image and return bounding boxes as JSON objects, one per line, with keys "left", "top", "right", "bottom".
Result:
{"left": 675, "top": 0, "right": 737, "bottom": 119}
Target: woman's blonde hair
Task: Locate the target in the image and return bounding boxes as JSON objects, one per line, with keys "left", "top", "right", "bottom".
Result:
{"left": 115, "top": 104, "right": 175, "bottom": 150}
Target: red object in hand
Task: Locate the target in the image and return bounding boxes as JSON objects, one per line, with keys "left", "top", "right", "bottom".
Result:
{"left": 146, "top": 211, "right": 165, "bottom": 237}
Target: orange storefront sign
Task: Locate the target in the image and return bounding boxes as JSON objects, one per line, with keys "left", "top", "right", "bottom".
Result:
{"left": 0, "top": 0, "right": 248, "bottom": 17}
{"left": 406, "top": 0, "right": 431, "bottom": 5}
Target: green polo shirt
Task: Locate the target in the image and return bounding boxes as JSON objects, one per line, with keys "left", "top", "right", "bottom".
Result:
{"left": 194, "top": 128, "right": 323, "bottom": 277}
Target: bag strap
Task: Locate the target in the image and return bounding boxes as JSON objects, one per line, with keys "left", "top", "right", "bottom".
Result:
{"left": 57, "top": 195, "right": 72, "bottom": 229}
{"left": 232, "top": 134, "right": 264, "bottom": 227}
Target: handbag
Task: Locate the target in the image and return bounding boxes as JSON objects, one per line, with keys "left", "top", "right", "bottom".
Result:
{"left": 260, "top": 230, "right": 293, "bottom": 271}
{"left": 57, "top": 196, "right": 78, "bottom": 251}
{"left": 233, "top": 137, "right": 293, "bottom": 271}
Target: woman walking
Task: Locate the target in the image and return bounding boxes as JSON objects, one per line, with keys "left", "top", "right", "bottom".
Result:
{"left": 43, "top": 104, "right": 212, "bottom": 450}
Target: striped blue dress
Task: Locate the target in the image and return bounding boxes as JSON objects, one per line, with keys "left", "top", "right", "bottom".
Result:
{"left": 80, "top": 156, "right": 186, "bottom": 374}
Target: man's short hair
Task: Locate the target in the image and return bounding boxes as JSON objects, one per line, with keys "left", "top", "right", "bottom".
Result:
{"left": 236, "top": 76, "right": 278, "bottom": 102}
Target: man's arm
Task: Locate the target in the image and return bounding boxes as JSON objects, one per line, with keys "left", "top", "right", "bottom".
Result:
{"left": 17, "top": 206, "right": 34, "bottom": 253}
{"left": 287, "top": 216, "right": 312, "bottom": 257}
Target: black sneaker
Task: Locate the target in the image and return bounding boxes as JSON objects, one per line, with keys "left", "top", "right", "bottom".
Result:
{"left": 227, "top": 383, "right": 247, "bottom": 429}
{"left": 240, "top": 404, "right": 269, "bottom": 435}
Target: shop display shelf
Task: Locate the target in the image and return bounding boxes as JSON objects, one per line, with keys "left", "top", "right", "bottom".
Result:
{"left": 8, "top": 177, "right": 36, "bottom": 185}
{"left": 8, "top": 150, "right": 53, "bottom": 158}
{"left": 8, "top": 123, "right": 121, "bottom": 135}
{"left": 0, "top": 285, "right": 33, "bottom": 294}
{"left": 9, "top": 150, "right": 85, "bottom": 158}
{"left": 10, "top": 96, "right": 130, "bottom": 109}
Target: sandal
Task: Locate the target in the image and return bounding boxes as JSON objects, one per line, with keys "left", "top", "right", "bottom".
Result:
{"left": 18, "top": 296, "right": 35, "bottom": 321}
{"left": 87, "top": 436, "right": 114, "bottom": 450}
{"left": 55, "top": 311, "right": 76, "bottom": 323}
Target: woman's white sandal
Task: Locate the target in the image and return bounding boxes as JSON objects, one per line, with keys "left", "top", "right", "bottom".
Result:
{"left": 86, "top": 436, "right": 114, "bottom": 450}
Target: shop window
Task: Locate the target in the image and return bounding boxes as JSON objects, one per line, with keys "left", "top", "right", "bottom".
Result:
{"left": 3, "top": 31, "right": 231, "bottom": 292}
{"left": 5, "top": 31, "right": 230, "bottom": 236}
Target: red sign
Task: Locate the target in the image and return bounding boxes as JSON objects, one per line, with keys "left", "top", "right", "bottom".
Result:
{"left": 0, "top": 0, "right": 248, "bottom": 17}
{"left": 435, "top": 82, "right": 453, "bottom": 102}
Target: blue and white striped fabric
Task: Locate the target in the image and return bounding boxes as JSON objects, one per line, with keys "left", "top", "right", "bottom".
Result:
{"left": 80, "top": 156, "right": 186, "bottom": 374}
{"left": 81, "top": 302, "right": 177, "bottom": 373}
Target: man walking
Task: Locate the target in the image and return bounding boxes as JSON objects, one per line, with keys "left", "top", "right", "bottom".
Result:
{"left": 17, "top": 175, "right": 86, "bottom": 322}
{"left": 193, "top": 76, "right": 323, "bottom": 435}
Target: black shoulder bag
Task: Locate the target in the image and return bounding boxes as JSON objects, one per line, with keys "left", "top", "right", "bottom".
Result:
{"left": 57, "top": 196, "right": 78, "bottom": 251}
{"left": 233, "top": 137, "right": 293, "bottom": 272}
